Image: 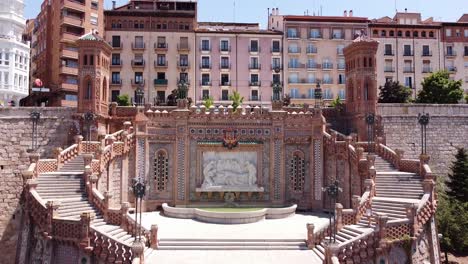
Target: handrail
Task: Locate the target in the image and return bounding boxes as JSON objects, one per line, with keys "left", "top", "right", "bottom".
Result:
{"left": 91, "top": 226, "right": 134, "bottom": 263}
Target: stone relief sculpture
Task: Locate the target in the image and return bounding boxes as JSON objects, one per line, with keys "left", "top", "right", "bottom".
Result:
{"left": 201, "top": 152, "right": 259, "bottom": 189}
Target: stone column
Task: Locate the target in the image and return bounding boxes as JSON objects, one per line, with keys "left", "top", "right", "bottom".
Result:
{"left": 419, "top": 154, "right": 430, "bottom": 178}
{"left": 306, "top": 223, "right": 315, "bottom": 249}
{"left": 150, "top": 225, "right": 159, "bottom": 249}
{"left": 335, "top": 203, "right": 343, "bottom": 231}
{"left": 54, "top": 147, "right": 63, "bottom": 170}
{"left": 75, "top": 135, "right": 84, "bottom": 154}
{"left": 45, "top": 201, "right": 60, "bottom": 238}
{"left": 395, "top": 149, "right": 404, "bottom": 170}
{"left": 79, "top": 212, "right": 94, "bottom": 252}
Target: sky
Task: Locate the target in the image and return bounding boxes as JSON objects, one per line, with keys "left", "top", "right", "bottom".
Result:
{"left": 24, "top": 0, "right": 468, "bottom": 25}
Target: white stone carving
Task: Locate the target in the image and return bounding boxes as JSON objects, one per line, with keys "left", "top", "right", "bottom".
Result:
{"left": 201, "top": 151, "right": 261, "bottom": 190}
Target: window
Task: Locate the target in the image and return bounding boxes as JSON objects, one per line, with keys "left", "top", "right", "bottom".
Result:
{"left": 310, "top": 28, "right": 321, "bottom": 38}
{"left": 413, "top": 31, "right": 418, "bottom": 37}
{"left": 250, "top": 74, "right": 259, "bottom": 85}
{"left": 397, "top": 31, "right": 402, "bottom": 37}
{"left": 464, "top": 46, "right": 468, "bottom": 56}
{"left": 153, "top": 150, "right": 169, "bottom": 192}
{"left": 111, "top": 72, "right": 121, "bottom": 84}
{"left": 456, "top": 30, "right": 461, "bottom": 37}
{"left": 156, "top": 91, "right": 166, "bottom": 104}
{"left": 272, "top": 74, "right": 281, "bottom": 83}
{"left": 179, "top": 54, "right": 188, "bottom": 67}
{"left": 65, "top": 94, "right": 78, "bottom": 101}
{"left": 389, "top": 30, "right": 395, "bottom": 37}
{"left": 156, "top": 72, "right": 166, "bottom": 81}
{"left": 465, "top": 29, "right": 468, "bottom": 37}
{"left": 201, "top": 73, "right": 210, "bottom": 85}
{"left": 287, "top": 28, "right": 298, "bottom": 38}
{"left": 272, "top": 58, "right": 281, "bottom": 69}
{"left": 251, "top": 90, "right": 259, "bottom": 101}
{"left": 157, "top": 54, "right": 166, "bottom": 66}
{"left": 89, "top": 55, "right": 94, "bottom": 65}
{"left": 157, "top": 37, "right": 167, "bottom": 48}
{"left": 201, "top": 39, "right": 210, "bottom": 51}
{"left": 338, "top": 89, "right": 346, "bottom": 99}
{"left": 179, "top": 37, "right": 189, "bottom": 49}
{"left": 134, "top": 72, "right": 143, "bottom": 84}
{"left": 323, "top": 73, "right": 332, "bottom": 85}
{"left": 91, "top": 0, "right": 98, "bottom": 9}
{"left": 221, "top": 57, "right": 230, "bottom": 69}
{"left": 307, "top": 73, "right": 315, "bottom": 83}
{"left": 111, "top": 54, "right": 121, "bottom": 65}
{"left": 429, "top": 31, "right": 434, "bottom": 38}
{"left": 289, "top": 73, "right": 299, "bottom": 83}
{"left": 421, "top": 31, "right": 426, "bottom": 37}
{"left": 381, "top": 30, "right": 386, "bottom": 37}
{"left": 446, "top": 29, "right": 452, "bottom": 37}
{"left": 332, "top": 29, "right": 343, "bottom": 39}
{"left": 338, "top": 74, "right": 346, "bottom": 84}
{"left": 404, "top": 45, "right": 412, "bottom": 56}
{"left": 307, "top": 58, "right": 317, "bottom": 68}
{"left": 405, "top": 31, "right": 410, "bottom": 37}
{"left": 134, "top": 36, "right": 144, "bottom": 49}
{"left": 323, "top": 88, "right": 333, "bottom": 99}
{"left": 384, "top": 44, "right": 393, "bottom": 55}
{"left": 112, "top": 36, "right": 121, "bottom": 48}
{"left": 405, "top": 76, "right": 413, "bottom": 89}
{"left": 83, "top": 55, "right": 88, "bottom": 65}
{"left": 307, "top": 43, "right": 317, "bottom": 54}
{"left": 202, "top": 90, "right": 210, "bottom": 99}
{"left": 250, "top": 40, "right": 259, "bottom": 52}
{"left": 220, "top": 40, "right": 229, "bottom": 51}
{"left": 289, "top": 151, "right": 305, "bottom": 192}
{"left": 85, "top": 80, "right": 92, "bottom": 99}
{"left": 288, "top": 43, "right": 299, "bottom": 53}
{"left": 289, "top": 58, "right": 299, "bottom": 68}
{"left": 221, "top": 90, "right": 229, "bottom": 100}
{"left": 272, "top": 40, "right": 281, "bottom": 52}
{"left": 250, "top": 57, "right": 259, "bottom": 69}
{"left": 90, "top": 14, "right": 98, "bottom": 25}
{"left": 133, "top": 54, "right": 143, "bottom": 65}
{"left": 221, "top": 74, "right": 230, "bottom": 86}
{"left": 179, "top": 72, "right": 188, "bottom": 82}
{"left": 290, "top": 88, "right": 299, "bottom": 98}
{"left": 422, "top": 45, "right": 430, "bottom": 56}
{"left": 111, "top": 90, "right": 120, "bottom": 102}
{"left": 201, "top": 56, "right": 210, "bottom": 68}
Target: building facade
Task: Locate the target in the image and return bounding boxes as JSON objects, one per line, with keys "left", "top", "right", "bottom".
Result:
{"left": 269, "top": 9, "right": 369, "bottom": 105}
{"left": 104, "top": 0, "right": 197, "bottom": 105}
{"left": 0, "top": 0, "right": 30, "bottom": 106}
{"left": 29, "top": 0, "right": 104, "bottom": 107}
{"left": 195, "top": 23, "right": 283, "bottom": 107}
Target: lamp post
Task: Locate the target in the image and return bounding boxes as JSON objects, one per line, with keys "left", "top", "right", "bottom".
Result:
{"left": 365, "top": 113, "right": 375, "bottom": 153}
{"left": 135, "top": 86, "right": 145, "bottom": 106}
{"left": 322, "top": 180, "right": 342, "bottom": 243}
{"left": 177, "top": 78, "right": 189, "bottom": 100}
{"left": 132, "top": 178, "right": 147, "bottom": 242}
{"left": 30, "top": 111, "right": 41, "bottom": 152}
{"left": 314, "top": 82, "right": 322, "bottom": 108}
{"left": 83, "top": 112, "right": 95, "bottom": 143}
{"left": 418, "top": 113, "right": 430, "bottom": 155}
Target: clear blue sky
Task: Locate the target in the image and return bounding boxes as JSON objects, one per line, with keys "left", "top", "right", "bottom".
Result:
{"left": 24, "top": 0, "right": 467, "bottom": 25}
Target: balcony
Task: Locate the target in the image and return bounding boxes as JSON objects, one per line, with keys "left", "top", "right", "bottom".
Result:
{"left": 288, "top": 79, "right": 299, "bottom": 84}
{"left": 422, "top": 51, "right": 432, "bottom": 57}
{"left": 62, "top": 32, "right": 80, "bottom": 42}
{"left": 131, "top": 60, "right": 145, "bottom": 68}
{"left": 403, "top": 51, "right": 414, "bottom": 56}
{"left": 271, "top": 64, "right": 283, "bottom": 70}
{"left": 131, "top": 79, "right": 145, "bottom": 86}
{"left": 249, "top": 63, "right": 261, "bottom": 70}
{"left": 322, "top": 78, "right": 333, "bottom": 85}
{"left": 220, "top": 81, "right": 231, "bottom": 87}
{"left": 337, "top": 49, "right": 344, "bottom": 56}
{"left": 289, "top": 63, "right": 305, "bottom": 69}
{"left": 61, "top": 82, "right": 78, "bottom": 91}
{"left": 309, "top": 33, "right": 322, "bottom": 39}
{"left": 249, "top": 46, "right": 261, "bottom": 53}
{"left": 306, "top": 47, "right": 317, "bottom": 54}
{"left": 322, "top": 63, "right": 334, "bottom": 70}
{"left": 446, "top": 66, "right": 457, "bottom": 72}
{"left": 271, "top": 47, "right": 282, "bottom": 53}
{"left": 331, "top": 34, "right": 344, "bottom": 40}
{"left": 201, "top": 81, "right": 211, "bottom": 86}
{"left": 61, "top": 15, "right": 84, "bottom": 28}
{"left": 287, "top": 33, "right": 300, "bottom": 39}
{"left": 177, "top": 78, "right": 190, "bottom": 85}
{"left": 110, "top": 42, "right": 123, "bottom": 50}
{"left": 337, "top": 63, "right": 346, "bottom": 70}
{"left": 445, "top": 51, "right": 457, "bottom": 57}
{"left": 62, "top": 0, "right": 86, "bottom": 12}
{"left": 307, "top": 63, "right": 320, "bottom": 70}
{"left": 154, "top": 79, "right": 168, "bottom": 86}
{"left": 464, "top": 52, "right": 468, "bottom": 57}
{"left": 422, "top": 67, "right": 433, "bottom": 73}
{"left": 220, "top": 64, "right": 231, "bottom": 70}
{"left": 178, "top": 44, "right": 190, "bottom": 52}
{"left": 220, "top": 46, "right": 231, "bottom": 52}
{"left": 288, "top": 47, "right": 301, "bottom": 54}
{"left": 403, "top": 66, "right": 414, "bottom": 73}
{"left": 249, "top": 81, "right": 261, "bottom": 87}
{"left": 384, "top": 66, "right": 395, "bottom": 72}
{"left": 154, "top": 61, "right": 168, "bottom": 68}
{"left": 110, "top": 79, "right": 122, "bottom": 86}
{"left": 249, "top": 96, "right": 260, "bottom": 101}
{"left": 177, "top": 62, "right": 190, "bottom": 69}
{"left": 154, "top": 43, "right": 168, "bottom": 51}
{"left": 61, "top": 49, "right": 78, "bottom": 59}
{"left": 200, "top": 46, "right": 211, "bottom": 52}
{"left": 132, "top": 43, "right": 146, "bottom": 50}
{"left": 111, "top": 60, "right": 122, "bottom": 67}
{"left": 384, "top": 50, "right": 394, "bottom": 56}
{"left": 200, "top": 63, "right": 211, "bottom": 69}
{"left": 59, "top": 65, "right": 78, "bottom": 75}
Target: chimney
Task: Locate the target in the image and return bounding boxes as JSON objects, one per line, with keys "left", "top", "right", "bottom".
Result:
{"left": 276, "top": 8, "right": 279, "bottom": 15}
{"left": 112, "top": 1, "right": 116, "bottom": 10}
{"left": 349, "top": 10, "right": 353, "bottom": 17}
{"left": 405, "top": 8, "right": 408, "bottom": 13}
{"left": 344, "top": 10, "right": 348, "bottom": 17}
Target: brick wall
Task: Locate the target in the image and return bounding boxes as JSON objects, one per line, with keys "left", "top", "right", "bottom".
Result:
{"left": 0, "top": 107, "right": 75, "bottom": 263}
{"left": 378, "top": 104, "right": 468, "bottom": 176}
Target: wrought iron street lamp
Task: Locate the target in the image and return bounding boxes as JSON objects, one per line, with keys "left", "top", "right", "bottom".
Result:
{"left": 418, "top": 113, "right": 430, "bottom": 155}
{"left": 135, "top": 86, "right": 145, "bottom": 106}
{"left": 177, "top": 79, "right": 189, "bottom": 100}
{"left": 83, "top": 112, "right": 95, "bottom": 143}
{"left": 132, "top": 178, "right": 147, "bottom": 242}
{"left": 30, "top": 111, "right": 41, "bottom": 152}
{"left": 314, "top": 82, "right": 322, "bottom": 108}
{"left": 365, "top": 113, "right": 375, "bottom": 153}
{"left": 322, "top": 180, "right": 342, "bottom": 243}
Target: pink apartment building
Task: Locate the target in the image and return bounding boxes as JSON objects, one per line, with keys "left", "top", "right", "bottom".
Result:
{"left": 195, "top": 23, "right": 283, "bottom": 107}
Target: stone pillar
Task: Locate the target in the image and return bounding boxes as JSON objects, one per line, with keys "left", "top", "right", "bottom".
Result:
{"left": 306, "top": 223, "right": 315, "bottom": 249}
{"left": 120, "top": 202, "right": 130, "bottom": 231}
{"left": 75, "top": 135, "right": 84, "bottom": 154}
{"left": 45, "top": 201, "right": 60, "bottom": 238}
{"left": 324, "top": 242, "right": 341, "bottom": 264}
{"left": 405, "top": 203, "right": 418, "bottom": 236}
{"left": 121, "top": 155, "right": 129, "bottom": 203}
{"left": 395, "top": 149, "right": 404, "bottom": 170}
{"left": 150, "top": 225, "right": 159, "bottom": 249}
{"left": 419, "top": 154, "right": 430, "bottom": 178}
{"left": 376, "top": 214, "right": 388, "bottom": 240}
{"left": 335, "top": 203, "right": 343, "bottom": 231}
{"left": 103, "top": 192, "right": 113, "bottom": 221}
{"left": 131, "top": 240, "right": 145, "bottom": 264}
{"left": 54, "top": 147, "right": 63, "bottom": 169}
{"left": 79, "top": 212, "right": 94, "bottom": 252}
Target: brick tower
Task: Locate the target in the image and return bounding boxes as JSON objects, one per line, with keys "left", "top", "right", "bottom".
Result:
{"left": 76, "top": 30, "right": 112, "bottom": 138}
{"left": 343, "top": 32, "right": 379, "bottom": 140}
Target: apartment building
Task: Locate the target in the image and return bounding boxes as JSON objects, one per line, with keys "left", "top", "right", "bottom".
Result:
{"left": 29, "top": 0, "right": 104, "bottom": 106}
{"left": 269, "top": 9, "right": 368, "bottom": 105}
{"left": 370, "top": 12, "right": 443, "bottom": 98}
{"left": 195, "top": 23, "right": 282, "bottom": 107}
{"left": 0, "top": 0, "right": 30, "bottom": 106}
{"left": 104, "top": 0, "right": 197, "bottom": 105}
{"left": 441, "top": 14, "right": 468, "bottom": 92}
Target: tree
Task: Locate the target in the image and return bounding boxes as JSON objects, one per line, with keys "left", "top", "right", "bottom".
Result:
{"left": 416, "top": 71, "right": 463, "bottom": 104}
{"left": 378, "top": 81, "right": 412, "bottom": 103}
{"left": 229, "top": 91, "right": 244, "bottom": 112}
{"left": 116, "top": 95, "right": 130, "bottom": 106}
{"left": 465, "top": 93, "right": 468, "bottom": 104}
{"left": 330, "top": 97, "right": 344, "bottom": 112}
{"left": 446, "top": 148, "right": 468, "bottom": 203}
{"left": 202, "top": 97, "right": 214, "bottom": 109}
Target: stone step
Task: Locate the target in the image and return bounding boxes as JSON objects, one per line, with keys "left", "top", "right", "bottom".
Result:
{"left": 157, "top": 245, "right": 308, "bottom": 250}
{"left": 375, "top": 193, "right": 423, "bottom": 199}
{"left": 58, "top": 205, "right": 96, "bottom": 214}
{"left": 58, "top": 202, "right": 94, "bottom": 210}
{"left": 312, "top": 247, "right": 325, "bottom": 260}
{"left": 59, "top": 209, "right": 99, "bottom": 218}
{"left": 372, "top": 210, "right": 407, "bottom": 219}
{"left": 372, "top": 203, "right": 408, "bottom": 211}
{"left": 339, "top": 228, "right": 361, "bottom": 238}
{"left": 375, "top": 180, "right": 423, "bottom": 185}
{"left": 40, "top": 195, "right": 88, "bottom": 201}
{"left": 376, "top": 189, "right": 424, "bottom": 195}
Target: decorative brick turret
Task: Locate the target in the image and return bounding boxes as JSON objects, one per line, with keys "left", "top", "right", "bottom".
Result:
{"left": 343, "top": 32, "right": 379, "bottom": 141}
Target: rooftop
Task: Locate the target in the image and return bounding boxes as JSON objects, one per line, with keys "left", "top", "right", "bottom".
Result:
{"left": 283, "top": 15, "right": 369, "bottom": 23}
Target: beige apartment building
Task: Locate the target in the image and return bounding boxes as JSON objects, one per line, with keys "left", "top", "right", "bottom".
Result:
{"left": 28, "top": 0, "right": 104, "bottom": 106}
{"left": 269, "top": 9, "right": 369, "bottom": 105}
{"left": 104, "top": 0, "right": 197, "bottom": 105}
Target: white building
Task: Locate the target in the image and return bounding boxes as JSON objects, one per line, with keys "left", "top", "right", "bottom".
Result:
{"left": 0, "top": 0, "right": 30, "bottom": 106}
